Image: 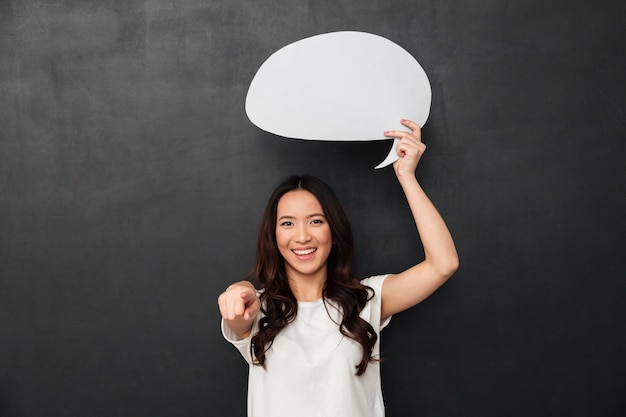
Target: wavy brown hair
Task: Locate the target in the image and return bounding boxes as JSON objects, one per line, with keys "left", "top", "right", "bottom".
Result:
{"left": 247, "top": 175, "right": 377, "bottom": 376}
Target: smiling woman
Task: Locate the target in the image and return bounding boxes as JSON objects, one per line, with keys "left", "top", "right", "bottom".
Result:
{"left": 217, "top": 120, "right": 459, "bottom": 417}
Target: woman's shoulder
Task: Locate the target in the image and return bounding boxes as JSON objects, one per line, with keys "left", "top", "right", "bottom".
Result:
{"left": 360, "top": 274, "right": 391, "bottom": 284}
{"left": 359, "top": 274, "right": 391, "bottom": 288}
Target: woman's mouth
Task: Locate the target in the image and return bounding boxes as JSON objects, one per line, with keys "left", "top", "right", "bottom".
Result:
{"left": 292, "top": 248, "right": 317, "bottom": 256}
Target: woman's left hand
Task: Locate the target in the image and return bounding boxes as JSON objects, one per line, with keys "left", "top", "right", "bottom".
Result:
{"left": 384, "top": 119, "right": 426, "bottom": 181}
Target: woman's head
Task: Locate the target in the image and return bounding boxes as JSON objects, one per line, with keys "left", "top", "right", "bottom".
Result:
{"left": 275, "top": 188, "right": 333, "bottom": 283}
{"left": 252, "top": 175, "right": 354, "bottom": 288}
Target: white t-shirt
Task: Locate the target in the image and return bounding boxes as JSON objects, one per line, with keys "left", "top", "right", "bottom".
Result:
{"left": 222, "top": 275, "right": 391, "bottom": 417}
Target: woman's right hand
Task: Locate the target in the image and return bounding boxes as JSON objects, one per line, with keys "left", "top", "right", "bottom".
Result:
{"left": 218, "top": 281, "right": 261, "bottom": 338}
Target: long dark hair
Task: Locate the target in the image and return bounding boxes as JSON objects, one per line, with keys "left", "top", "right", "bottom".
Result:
{"left": 247, "top": 175, "right": 377, "bottom": 376}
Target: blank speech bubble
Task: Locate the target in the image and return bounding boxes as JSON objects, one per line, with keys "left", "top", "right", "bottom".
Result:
{"left": 245, "top": 31, "right": 431, "bottom": 169}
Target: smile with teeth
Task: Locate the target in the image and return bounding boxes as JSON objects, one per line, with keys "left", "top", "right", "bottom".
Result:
{"left": 292, "top": 248, "right": 317, "bottom": 256}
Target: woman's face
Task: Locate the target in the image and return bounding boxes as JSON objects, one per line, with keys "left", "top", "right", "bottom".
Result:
{"left": 275, "top": 190, "right": 333, "bottom": 282}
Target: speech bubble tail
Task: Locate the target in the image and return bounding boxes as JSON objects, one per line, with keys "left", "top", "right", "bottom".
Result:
{"left": 374, "top": 139, "right": 400, "bottom": 169}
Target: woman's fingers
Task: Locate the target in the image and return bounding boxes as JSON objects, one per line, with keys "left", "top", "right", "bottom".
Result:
{"left": 400, "top": 119, "right": 422, "bottom": 136}
{"left": 239, "top": 289, "right": 260, "bottom": 320}
{"left": 384, "top": 120, "right": 421, "bottom": 143}
{"left": 384, "top": 129, "right": 413, "bottom": 141}
{"left": 218, "top": 284, "right": 258, "bottom": 320}
{"left": 385, "top": 119, "right": 426, "bottom": 177}
{"left": 385, "top": 130, "right": 423, "bottom": 158}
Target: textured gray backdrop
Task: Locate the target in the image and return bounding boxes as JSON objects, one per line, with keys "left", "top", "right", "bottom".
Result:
{"left": 1, "top": 1, "right": 624, "bottom": 416}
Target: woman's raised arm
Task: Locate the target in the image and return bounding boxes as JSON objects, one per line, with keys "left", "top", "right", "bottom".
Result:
{"left": 380, "top": 119, "right": 459, "bottom": 319}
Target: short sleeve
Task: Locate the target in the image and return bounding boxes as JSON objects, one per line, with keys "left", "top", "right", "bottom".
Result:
{"left": 360, "top": 274, "right": 392, "bottom": 330}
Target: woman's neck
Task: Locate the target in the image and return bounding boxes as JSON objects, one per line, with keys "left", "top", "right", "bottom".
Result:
{"left": 287, "top": 271, "right": 326, "bottom": 302}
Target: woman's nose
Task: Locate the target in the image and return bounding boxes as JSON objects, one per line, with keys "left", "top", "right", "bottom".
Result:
{"left": 295, "top": 225, "right": 311, "bottom": 242}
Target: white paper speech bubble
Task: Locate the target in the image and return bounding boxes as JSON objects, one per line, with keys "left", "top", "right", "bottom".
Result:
{"left": 245, "top": 31, "right": 431, "bottom": 169}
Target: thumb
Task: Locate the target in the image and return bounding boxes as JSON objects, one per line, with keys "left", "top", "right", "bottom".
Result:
{"left": 240, "top": 288, "right": 255, "bottom": 302}
{"left": 241, "top": 290, "right": 260, "bottom": 320}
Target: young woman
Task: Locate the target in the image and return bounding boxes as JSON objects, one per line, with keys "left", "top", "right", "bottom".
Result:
{"left": 218, "top": 119, "right": 458, "bottom": 417}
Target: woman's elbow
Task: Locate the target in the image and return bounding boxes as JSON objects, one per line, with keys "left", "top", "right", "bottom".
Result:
{"left": 439, "top": 255, "right": 459, "bottom": 280}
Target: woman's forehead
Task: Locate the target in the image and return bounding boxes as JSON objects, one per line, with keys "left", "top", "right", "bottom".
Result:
{"left": 277, "top": 190, "right": 324, "bottom": 215}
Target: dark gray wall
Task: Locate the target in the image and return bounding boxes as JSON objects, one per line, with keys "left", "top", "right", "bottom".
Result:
{"left": 1, "top": 0, "right": 624, "bottom": 416}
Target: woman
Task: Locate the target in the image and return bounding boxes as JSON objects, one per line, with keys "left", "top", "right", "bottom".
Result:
{"left": 218, "top": 119, "right": 459, "bottom": 416}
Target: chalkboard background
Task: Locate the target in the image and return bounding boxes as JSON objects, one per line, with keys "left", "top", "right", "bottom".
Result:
{"left": 1, "top": 1, "right": 624, "bottom": 416}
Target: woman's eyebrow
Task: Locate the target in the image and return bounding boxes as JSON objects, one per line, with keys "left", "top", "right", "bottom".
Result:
{"left": 277, "top": 213, "right": 325, "bottom": 221}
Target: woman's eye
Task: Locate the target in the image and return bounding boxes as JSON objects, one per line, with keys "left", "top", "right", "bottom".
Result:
{"left": 280, "top": 221, "right": 293, "bottom": 227}
{"left": 311, "top": 219, "right": 324, "bottom": 225}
